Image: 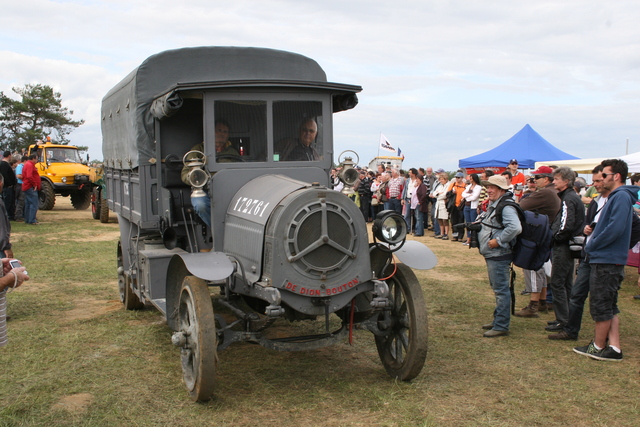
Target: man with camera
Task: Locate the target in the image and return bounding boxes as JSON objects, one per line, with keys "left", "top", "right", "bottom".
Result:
{"left": 549, "top": 165, "right": 606, "bottom": 341}
{"left": 478, "top": 175, "right": 522, "bottom": 337}
{"left": 545, "top": 167, "right": 585, "bottom": 332}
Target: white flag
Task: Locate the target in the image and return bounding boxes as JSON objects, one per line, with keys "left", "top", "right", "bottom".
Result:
{"left": 379, "top": 133, "right": 396, "bottom": 153}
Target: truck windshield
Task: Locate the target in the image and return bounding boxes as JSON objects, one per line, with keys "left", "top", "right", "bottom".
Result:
{"left": 212, "top": 99, "right": 324, "bottom": 163}
{"left": 46, "top": 148, "right": 82, "bottom": 163}
{"left": 274, "top": 101, "right": 323, "bottom": 162}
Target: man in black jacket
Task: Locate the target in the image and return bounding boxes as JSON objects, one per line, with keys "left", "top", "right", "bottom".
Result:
{"left": 0, "top": 151, "right": 16, "bottom": 221}
{"left": 546, "top": 167, "right": 585, "bottom": 332}
{"left": 549, "top": 165, "right": 605, "bottom": 340}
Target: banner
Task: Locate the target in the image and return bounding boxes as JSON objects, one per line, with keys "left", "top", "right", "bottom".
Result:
{"left": 379, "top": 133, "right": 396, "bottom": 153}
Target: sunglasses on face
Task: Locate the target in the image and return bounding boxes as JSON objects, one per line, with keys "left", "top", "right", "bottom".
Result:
{"left": 601, "top": 172, "right": 616, "bottom": 179}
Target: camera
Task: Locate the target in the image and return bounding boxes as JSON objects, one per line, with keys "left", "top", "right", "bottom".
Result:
{"left": 9, "top": 259, "right": 26, "bottom": 276}
{"left": 452, "top": 222, "right": 482, "bottom": 248}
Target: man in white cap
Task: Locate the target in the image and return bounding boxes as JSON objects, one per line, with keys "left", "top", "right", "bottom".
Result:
{"left": 478, "top": 175, "right": 522, "bottom": 337}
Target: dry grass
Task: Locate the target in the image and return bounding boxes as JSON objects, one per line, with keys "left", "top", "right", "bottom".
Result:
{"left": 1, "top": 199, "right": 640, "bottom": 426}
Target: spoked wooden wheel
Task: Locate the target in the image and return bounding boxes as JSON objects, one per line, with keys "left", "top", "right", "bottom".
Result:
{"left": 375, "top": 263, "right": 428, "bottom": 381}
{"left": 177, "top": 276, "right": 217, "bottom": 402}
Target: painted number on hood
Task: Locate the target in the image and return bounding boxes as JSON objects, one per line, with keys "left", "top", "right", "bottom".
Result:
{"left": 233, "top": 197, "right": 270, "bottom": 217}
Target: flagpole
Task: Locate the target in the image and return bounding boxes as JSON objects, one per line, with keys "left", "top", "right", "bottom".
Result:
{"left": 377, "top": 132, "right": 382, "bottom": 158}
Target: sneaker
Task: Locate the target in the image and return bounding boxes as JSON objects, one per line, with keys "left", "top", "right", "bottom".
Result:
{"left": 434, "top": 234, "right": 442, "bottom": 239}
{"left": 573, "top": 342, "right": 600, "bottom": 358}
{"left": 634, "top": 295, "right": 640, "bottom": 300}
{"left": 589, "top": 346, "right": 623, "bottom": 362}
{"left": 441, "top": 235, "right": 449, "bottom": 240}
{"left": 548, "top": 331, "right": 577, "bottom": 341}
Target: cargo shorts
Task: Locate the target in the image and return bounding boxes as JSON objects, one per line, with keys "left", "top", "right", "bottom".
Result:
{"left": 589, "top": 263, "right": 625, "bottom": 322}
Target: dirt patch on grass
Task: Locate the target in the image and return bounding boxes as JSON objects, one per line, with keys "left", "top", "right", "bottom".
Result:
{"left": 62, "top": 299, "right": 122, "bottom": 322}
{"left": 52, "top": 393, "right": 94, "bottom": 415}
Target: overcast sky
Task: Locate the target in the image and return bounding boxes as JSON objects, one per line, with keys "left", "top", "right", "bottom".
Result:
{"left": 1, "top": 0, "right": 639, "bottom": 171}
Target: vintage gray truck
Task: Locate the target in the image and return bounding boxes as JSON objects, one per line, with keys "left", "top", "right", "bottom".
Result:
{"left": 101, "top": 46, "right": 437, "bottom": 401}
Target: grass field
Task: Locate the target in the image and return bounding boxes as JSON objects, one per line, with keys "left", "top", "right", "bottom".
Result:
{"left": 1, "top": 199, "right": 640, "bottom": 426}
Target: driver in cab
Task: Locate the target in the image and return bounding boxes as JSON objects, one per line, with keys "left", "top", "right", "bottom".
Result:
{"left": 284, "top": 118, "right": 320, "bottom": 161}
{"left": 181, "top": 120, "right": 239, "bottom": 228}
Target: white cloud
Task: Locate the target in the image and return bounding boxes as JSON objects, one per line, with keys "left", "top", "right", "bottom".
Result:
{"left": 0, "top": 0, "right": 638, "bottom": 166}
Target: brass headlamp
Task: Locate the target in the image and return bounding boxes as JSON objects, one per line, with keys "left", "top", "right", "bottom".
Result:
{"left": 336, "top": 150, "right": 360, "bottom": 196}
{"left": 182, "top": 150, "right": 211, "bottom": 198}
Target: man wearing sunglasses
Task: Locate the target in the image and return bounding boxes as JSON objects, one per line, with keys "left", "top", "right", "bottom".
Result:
{"left": 574, "top": 159, "right": 639, "bottom": 361}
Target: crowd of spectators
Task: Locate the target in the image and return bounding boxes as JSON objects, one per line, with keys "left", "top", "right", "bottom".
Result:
{"left": 331, "top": 158, "right": 640, "bottom": 362}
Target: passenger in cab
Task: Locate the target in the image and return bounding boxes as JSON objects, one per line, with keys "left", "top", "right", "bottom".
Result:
{"left": 181, "top": 120, "right": 239, "bottom": 228}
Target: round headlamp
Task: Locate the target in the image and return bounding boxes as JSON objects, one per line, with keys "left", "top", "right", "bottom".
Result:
{"left": 372, "top": 210, "right": 407, "bottom": 248}
{"left": 187, "top": 168, "right": 209, "bottom": 188}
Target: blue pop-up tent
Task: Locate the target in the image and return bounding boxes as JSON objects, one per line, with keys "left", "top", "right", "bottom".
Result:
{"left": 459, "top": 124, "right": 579, "bottom": 169}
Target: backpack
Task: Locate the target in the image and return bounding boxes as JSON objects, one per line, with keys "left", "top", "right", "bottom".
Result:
{"left": 494, "top": 198, "right": 553, "bottom": 271}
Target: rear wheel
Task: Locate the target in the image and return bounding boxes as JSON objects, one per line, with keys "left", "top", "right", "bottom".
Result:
{"left": 71, "top": 189, "right": 91, "bottom": 210}
{"left": 375, "top": 263, "right": 428, "bottom": 381}
{"left": 99, "top": 192, "right": 109, "bottom": 223}
{"left": 39, "top": 180, "right": 55, "bottom": 210}
{"left": 91, "top": 188, "right": 101, "bottom": 219}
{"left": 177, "top": 276, "right": 217, "bottom": 402}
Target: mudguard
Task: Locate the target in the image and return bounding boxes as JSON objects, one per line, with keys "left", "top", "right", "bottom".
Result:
{"left": 172, "top": 251, "right": 235, "bottom": 281}
{"left": 393, "top": 240, "right": 438, "bottom": 270}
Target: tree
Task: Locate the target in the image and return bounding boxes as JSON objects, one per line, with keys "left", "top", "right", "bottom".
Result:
{"left": 0, "top": 84, "right": 84, "bottom": 151}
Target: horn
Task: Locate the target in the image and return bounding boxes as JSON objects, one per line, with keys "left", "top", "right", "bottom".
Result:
{"left": 162, "top": 227, "right": 178, "bottom": 250}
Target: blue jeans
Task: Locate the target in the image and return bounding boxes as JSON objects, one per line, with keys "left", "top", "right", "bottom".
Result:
{"left": 564, "top": 259, "right": 591, "bottom": 338}
{"left": 463, "top": 205, "right": 477, "bottom": 238}
{"left": 191, "top": 195, "right": 211, "bottom": 228}
{"left": 485, "top": 258, "right": 512, "bottom": 331}
{"left": 403, "top": 198, "right": 412, "bottom": 229}
{"left": 385, "top": 198, "right": 402, "bottom": 214}
{"left": 24, "top": 188, "right": 38, "bottom": 224}
{"left": 413, "top": 206, "right": 424, "bottom": 236}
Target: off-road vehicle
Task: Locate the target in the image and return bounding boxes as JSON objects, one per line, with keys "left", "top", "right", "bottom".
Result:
{"left": 27, "top": 141, "right": 95, "bottom": 210}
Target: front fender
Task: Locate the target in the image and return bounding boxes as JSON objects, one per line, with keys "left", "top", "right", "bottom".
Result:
{"left": 165, "top": 252, "right": 234, "bottom": 330}
{"left": 393, "top": 240, "right": 438, "bottom": 270}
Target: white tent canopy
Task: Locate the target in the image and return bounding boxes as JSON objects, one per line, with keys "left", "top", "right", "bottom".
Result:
{"left": 535, "top": 151, "right": 640, "bottom": 174}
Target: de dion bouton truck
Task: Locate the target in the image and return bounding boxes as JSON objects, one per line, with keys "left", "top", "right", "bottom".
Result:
{"left": 101, "top": 46, "right": 438, "bottom": 402}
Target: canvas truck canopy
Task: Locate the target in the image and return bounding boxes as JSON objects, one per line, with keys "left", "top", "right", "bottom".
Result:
{"left": 101, "top": 46, "right": 361, "bottom": 169}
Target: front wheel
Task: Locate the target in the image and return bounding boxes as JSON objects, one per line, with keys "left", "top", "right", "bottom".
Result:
{"left": 39, "top": 180, "right": 55, "bottom": 210}
{"left": 375, "top": 263, "right": 428, "bottom": 381}
{"left": 177, "top": 276, "right": 217, "bottom": 402}
{"left": 71, "top": 189, "right": 91, "bottom": 210}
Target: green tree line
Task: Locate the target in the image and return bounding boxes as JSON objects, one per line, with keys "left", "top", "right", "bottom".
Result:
{"left": 0, "top": 83, "right": 84, "bottom": 152}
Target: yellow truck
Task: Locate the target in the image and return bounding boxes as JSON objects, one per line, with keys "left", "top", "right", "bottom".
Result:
{"left": 27, "top": 142, "right": 95, "bottom": 210}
